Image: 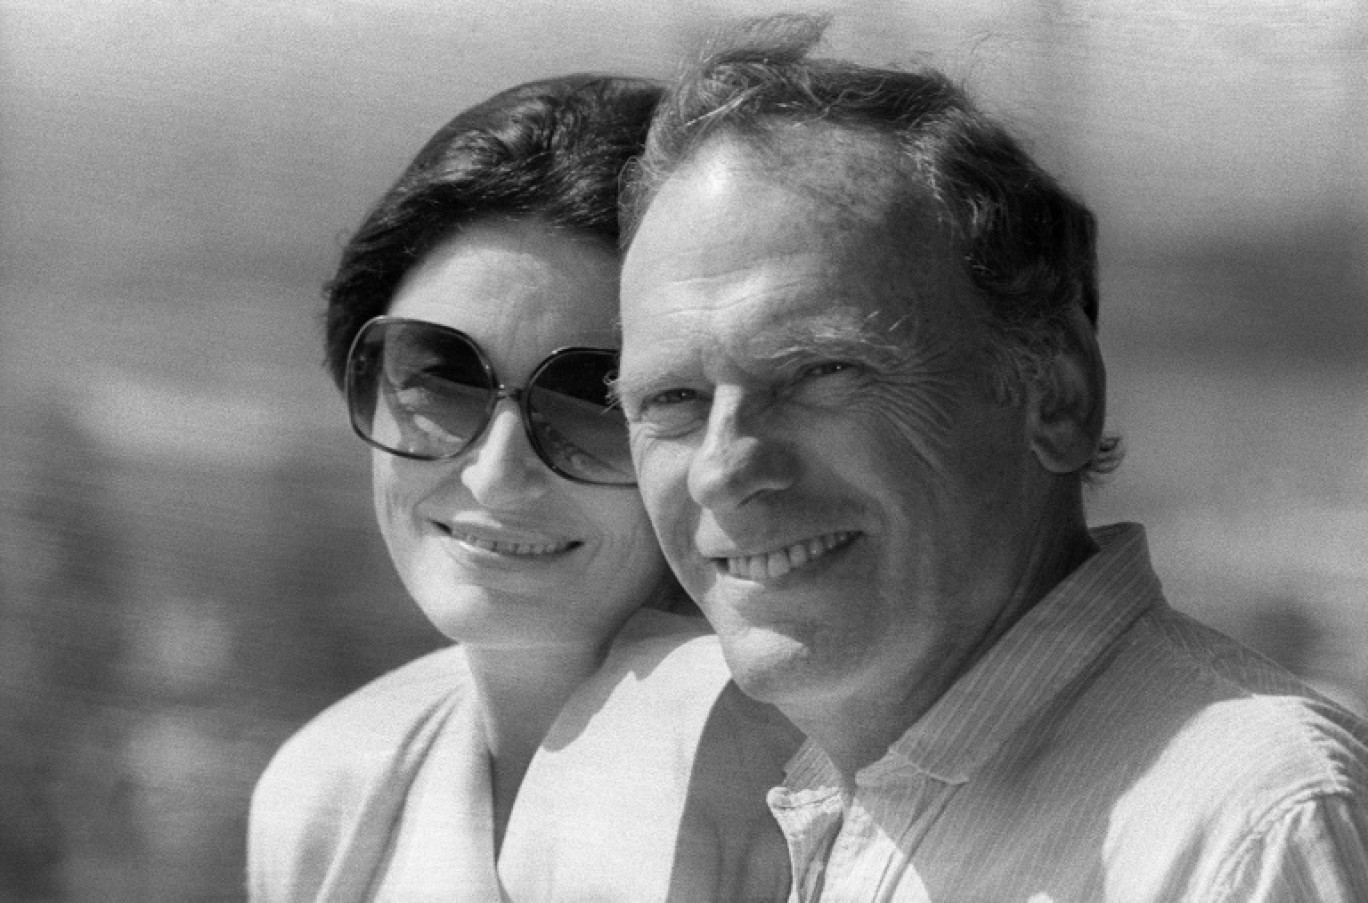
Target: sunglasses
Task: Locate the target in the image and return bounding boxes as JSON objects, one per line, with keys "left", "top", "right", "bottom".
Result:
{"left": 346, "top": 316, "right": 635, "bottom": 487}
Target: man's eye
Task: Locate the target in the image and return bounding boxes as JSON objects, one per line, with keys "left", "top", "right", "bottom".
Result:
{"left": 648, "top": 388, "right": 700, "bottom": 405}
{"left": 800, "top": 361, "right": 856, "bottom": 380}
{"left": 632, "top": 388, "right": 707, "bottom": 434}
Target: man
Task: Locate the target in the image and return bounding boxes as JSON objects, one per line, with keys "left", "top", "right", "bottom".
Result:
{"left": 501, "top": 16, "right": 1368, "bottom": 902}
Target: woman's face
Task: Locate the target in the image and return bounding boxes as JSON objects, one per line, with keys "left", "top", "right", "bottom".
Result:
{"left": 372, "top": 217, "right": 671, "bottom": 649}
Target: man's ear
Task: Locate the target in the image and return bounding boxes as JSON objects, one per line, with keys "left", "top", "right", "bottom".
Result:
{"left": 1027, "top": 306, "right": 1106, "bottom": 475}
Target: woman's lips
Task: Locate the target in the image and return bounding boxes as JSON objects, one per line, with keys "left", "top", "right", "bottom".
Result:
{"left": 438, "top": 523, "right": 579, "bottom": 557}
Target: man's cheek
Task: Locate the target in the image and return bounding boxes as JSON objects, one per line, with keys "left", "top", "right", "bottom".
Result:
{"left": 637, "top": 444, "right": 691, "bottom": 501}
{"left": 630, "top": 451, "right": 688, "bottom": 552}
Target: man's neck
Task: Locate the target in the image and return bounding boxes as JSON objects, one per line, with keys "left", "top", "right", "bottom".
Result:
{"left": 788, "top": 505, "right": 1098, "bottom": 783}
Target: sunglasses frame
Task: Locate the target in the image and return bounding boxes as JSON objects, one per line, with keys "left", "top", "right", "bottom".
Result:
{"left": 345, "top": 316, "right": 636, "bottom": 488}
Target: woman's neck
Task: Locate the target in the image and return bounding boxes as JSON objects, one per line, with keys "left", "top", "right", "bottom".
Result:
{"left": 464, "top": 640, "right": 608, "bottom": 855}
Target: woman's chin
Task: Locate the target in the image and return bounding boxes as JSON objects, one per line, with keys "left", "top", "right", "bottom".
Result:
{"left": 405, "top": 551, "right": 575, "bottom": 617}
{"left": 411, "top": 588, "right": 621, "bottom": 651}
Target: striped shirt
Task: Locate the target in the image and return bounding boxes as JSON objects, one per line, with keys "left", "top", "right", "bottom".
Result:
{"left": 769, "top": 523, "right": 1368, "bottom": 902}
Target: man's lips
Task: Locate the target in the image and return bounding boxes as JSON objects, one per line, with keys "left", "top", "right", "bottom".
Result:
{"left": 714, "top": 531, "right": 858, "bottom": 581}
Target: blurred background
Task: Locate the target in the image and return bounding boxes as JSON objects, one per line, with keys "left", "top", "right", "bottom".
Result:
{"left": 1, "top": 0, "right": 1365, "bottom": 898}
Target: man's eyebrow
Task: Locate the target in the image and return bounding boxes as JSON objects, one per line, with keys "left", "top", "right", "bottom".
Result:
{"left": 608, "top": 311, "right": 918, "bottom": 406}
{"left": 748, "top": 311, "right": 913, "bottom": 368}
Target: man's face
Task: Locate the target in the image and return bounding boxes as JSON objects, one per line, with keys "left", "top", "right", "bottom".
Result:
{"left": 618, "top": 135, "right": 1055, "bottom": 719}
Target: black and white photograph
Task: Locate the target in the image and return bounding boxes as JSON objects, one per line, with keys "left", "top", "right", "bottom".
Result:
{"left": 2, "top": 2, "right": 1365, "bottom": 899}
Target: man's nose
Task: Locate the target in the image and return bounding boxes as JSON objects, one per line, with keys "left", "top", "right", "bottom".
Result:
{"left": 686, "top": 390, "right": 797, "bottom": 511}
{"left": 457, "top": 399, "right": 549, "bottom": 505}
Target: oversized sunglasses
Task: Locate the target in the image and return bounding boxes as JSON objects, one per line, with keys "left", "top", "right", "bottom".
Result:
{"left": 346, "top": 316, "right": 635, "bottom": 487}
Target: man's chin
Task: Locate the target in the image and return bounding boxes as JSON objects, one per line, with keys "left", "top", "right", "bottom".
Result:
{"left": 716, "top": 625, "right": 829, "bottom": 707}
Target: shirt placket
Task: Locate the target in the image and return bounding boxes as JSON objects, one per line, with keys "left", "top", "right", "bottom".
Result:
{"left": 769, "top": 787, "right": 843, "bottom": 903}
{"left": 818, "top": 770, "right": 941, "bottom": 902}
{"left": 819, "top": 795, "right": 888, "bottom": 901}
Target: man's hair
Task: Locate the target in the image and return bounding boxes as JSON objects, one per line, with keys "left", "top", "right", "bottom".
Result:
{"left": 624, "top": 15, "right": 1120, "bottom": 478}
{"left": 323, "top": 74, "right": 661, "bottom": 389}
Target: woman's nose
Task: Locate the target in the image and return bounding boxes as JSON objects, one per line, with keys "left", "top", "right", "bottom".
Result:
{"left": 457, "top": 399, "right": 550, "bottom": 505}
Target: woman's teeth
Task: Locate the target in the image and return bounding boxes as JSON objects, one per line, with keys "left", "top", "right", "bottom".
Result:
{"left": 724, "top": 532, "right": 855, "bottom": 581}
{"left": 455, "top": 533, "right": 574, "bottom": 556}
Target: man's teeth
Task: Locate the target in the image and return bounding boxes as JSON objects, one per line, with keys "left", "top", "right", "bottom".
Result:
{"left": 724, "top": 532, "right": 854, "bottom": 580}
{"left": 456, "top": 533, "right": 572, "bottom": 556}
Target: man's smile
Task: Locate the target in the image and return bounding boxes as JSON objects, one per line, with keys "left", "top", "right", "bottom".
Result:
{"left": 714, "top": 531, "right": 859, "bottom": 582}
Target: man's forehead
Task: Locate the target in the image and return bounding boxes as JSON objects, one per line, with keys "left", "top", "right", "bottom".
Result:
{"left": 620, "top": 121, "right": 976, "bottom": 373}
{"left": 620, "top": 241, "right": 941, "bottom": 376}
{"left": 624, "top": 126, "right": 950, "bottom": 297}
{"left": 678, "top": 125, "right": 919, "bottom": 226}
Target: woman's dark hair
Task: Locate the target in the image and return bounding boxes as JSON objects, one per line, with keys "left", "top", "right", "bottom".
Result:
{"left": 323, "top": 74, "right": 662, "bottom": 388}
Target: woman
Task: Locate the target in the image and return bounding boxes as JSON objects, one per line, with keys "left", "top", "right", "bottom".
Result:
{"left": 247, "top": 75, "right": 712, "bottom": 900}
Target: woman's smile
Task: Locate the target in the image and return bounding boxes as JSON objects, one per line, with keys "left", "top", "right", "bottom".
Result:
{"left": 437, "top": 521, "right": 581, "bottom": 558}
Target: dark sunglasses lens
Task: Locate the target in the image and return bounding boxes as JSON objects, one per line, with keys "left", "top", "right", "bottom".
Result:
{"left": 349, "top": 321, "right": 492, "bottom": 458}
{"left": 528, "top": 352, "right": 634, "bottom": 485}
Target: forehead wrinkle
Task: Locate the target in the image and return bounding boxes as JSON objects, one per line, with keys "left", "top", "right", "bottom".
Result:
{"left": 745, "top": 308, "right": 913, "bottom": 372}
